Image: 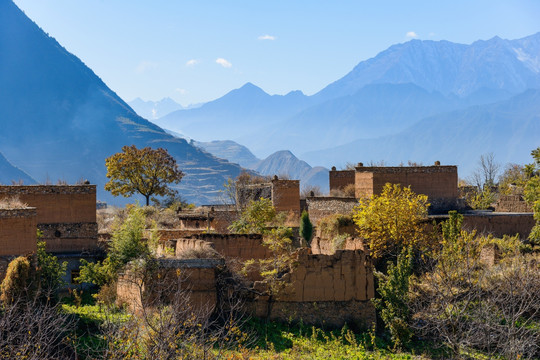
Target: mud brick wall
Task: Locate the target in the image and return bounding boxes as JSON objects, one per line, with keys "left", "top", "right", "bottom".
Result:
{"left": 117, "top": 258, "right": 222, "bottom": 315}
{"left": 150, "top": 229, "right": 206, "bottom": 242}
{"left": 306, "top": 197, "right": 358, "bottom": 224}
{"left": 495, "top": 195, "right": 533, "bottom": 213}
{"left": 0, "top": 185, "right": 96, "bottom": 223}
{"left": 178, "top": 233, "right": 270, "bottom": 261}
{"left": 462, "top": 213, "right": 535, "bottom": 239}
{"left": 354, "top": 166, "right": 458, "bottom": 200}
{"left": 0, "top": 208, "right": 37, "bottom": 256}
{"left": 329, "top": 170, "right": 355, "bottom": 192}
{"left": 251, "top": 249, "right": 375, "bottom": 328}
{"left": 209, "top": 210, "right": 239, "bottom": 233}
{"left": 38, "top": 222, "right": 99, "bottom": 253}
{"left": 271, "top": 179, "right": 300, "bottom": 214}
{"left": 311, "top": 237, "right": 364, "bottom": 255}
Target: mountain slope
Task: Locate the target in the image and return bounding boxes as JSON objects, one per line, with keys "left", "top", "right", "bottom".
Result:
{"left": 155, "top": 83, "right": 313, "bottom": 155}
{"left": 265, "top": 83, "right": 469, "bottom": 153}
{"left": 0, "top": 152, "right": 36, "bottom": 185}
{"left": 302, "top": 89, "right": 540, "bottom": 176}
{"left": 194, "top": 140, "right": 260, "bottom": 169}
{"left": 0, "top": 0, "right": 244, "bottom": 204}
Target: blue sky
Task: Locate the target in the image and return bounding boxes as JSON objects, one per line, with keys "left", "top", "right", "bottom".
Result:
{"left": 13, "top": 0, "right": 540, "bottom": 106}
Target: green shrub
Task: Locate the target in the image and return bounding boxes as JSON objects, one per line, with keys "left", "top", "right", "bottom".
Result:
{"left": 299, "top": 210, "right": 313, "bottom": 245}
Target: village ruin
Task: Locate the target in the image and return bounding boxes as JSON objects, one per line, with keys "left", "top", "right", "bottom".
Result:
{"left": 0, "top": 162, "right": 536, "bottom": 328}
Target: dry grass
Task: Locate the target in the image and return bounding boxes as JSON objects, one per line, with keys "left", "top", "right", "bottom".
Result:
{"left": 0, "top": 196, "right": 29, "bottom": 210}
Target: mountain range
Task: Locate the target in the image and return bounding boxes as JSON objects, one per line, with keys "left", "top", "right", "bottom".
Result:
{"left": 2, "top": 0, "right": 539, "bottom": 201}
{"left": 0, "top": 0, "right": 244, "bottom": 205}
{"left": 154, "top": 33, "right": 540, "bottom": 173}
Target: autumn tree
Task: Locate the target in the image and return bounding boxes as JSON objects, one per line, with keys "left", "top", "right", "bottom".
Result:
{"left": 105, "top": 145, "right": 184, "bottom": 206}
{"left": 352, "top": 183, "right": 431, "bottom": 259}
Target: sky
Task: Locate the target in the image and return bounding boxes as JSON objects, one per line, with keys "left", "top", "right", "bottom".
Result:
{"left": 12, "top": 0, "right": 540, "bottom": 107}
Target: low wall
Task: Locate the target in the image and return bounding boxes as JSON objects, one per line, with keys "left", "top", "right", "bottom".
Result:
{"left": 0, "top": 208, "right": 37, "bottom": 256}
{"left": 306, "top": 197, "right": 358, "bottom": 225}
{"left": 495, "top": 195, "right": 533, "bottom": 213}
{"left": 117, "top": 258, "right": 222, "bottom": 315}
{"left": 251, "top": 249, "right": 376, "bottom": 328}
{"left": 311, "top": 237, "right": 364, "bottom": 255}
{"left": 462, "top": 212, "right": 535, "bottom": 239}
{"left": 178, "top": 233, "right": 270, "bottom": 261}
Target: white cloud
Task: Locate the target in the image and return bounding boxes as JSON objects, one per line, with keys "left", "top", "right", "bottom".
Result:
{"left": 258, "top": 34, "right": 276, "bottom": 41}
{"left": 175, "top": 88, "right": 187, "bottom": 95}
{"left": 135, "top": 60, "right": 158, "bottom": 74}
{"left": 185, "top": 59, "right": 199, "bottom": 67}
{"left": 215, "top": 58, "right": 232, "bottom": 68}
{"left": 406, "top": 31, "right": 418, "bottom": 39}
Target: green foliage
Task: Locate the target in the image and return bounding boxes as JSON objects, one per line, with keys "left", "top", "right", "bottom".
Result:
{"left": 0, "top": 256, "right": 32, "bottom": 304}
{"left": 498, "top": 163, "right": 529, "bottom": 194}
{"left": 373, "top": 246, "right": 414, "bottom": 350}
{"left": 316, "top": 213, "right": 354, "bottom": 239}
{"left": 441, "top": 211, "right": 463, "bottom": 244}
{"left": 36, "top": 240, "right": 67, "bottom": 301}
{"left": 466, "top": 186, "right": 495, "bottom": 210}
{"left": 299, "top": 210, "right": 313, "bottom": 245}
{"left": 105, "top": 145, "right": 184, "bottom": 206}
{"left": 229, "top": 197, "right": 277, "bottom": 234}
{"left": 524, "top": 146, "right": 540, "bottom": 244}
{"left": 353, "top": 183, "right": 431, "bottom": 259}
{"left": 78, "top": 205, "right": 155, "bottom": 286}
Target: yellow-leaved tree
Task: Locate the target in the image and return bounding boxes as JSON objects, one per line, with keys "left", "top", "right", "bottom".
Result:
{"left": 352, "top": 183, "right": 431, "bottom": 259}
{"left": 105, "top": 145, "right": 184, "bottom": 206}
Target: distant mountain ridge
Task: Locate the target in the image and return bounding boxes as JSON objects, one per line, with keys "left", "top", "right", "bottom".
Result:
{"left": 303, "top": 89, "right": 540, "bottom": 175}
{"left": 155, "top": 33, "right": 540, "bottom": 175}
{"left": 0, "top": 0, "right": 244, "bottom": 204}
{"left": 0, "top": 152, "right": 36, "bottom": 185}
{"left": 315, "top": 34, "right": 540, "bottom": 101}
{"left": 128, "top": 97, "right": 185, "bottom": 120}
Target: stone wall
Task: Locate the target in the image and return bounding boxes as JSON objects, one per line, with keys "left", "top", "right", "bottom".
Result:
{"left": 306, "top": 196, "right": 358, "bottom": 225}
{"left": 354, "top": 166, "right": 458, "bottom": 200}
{"left": 38, "top": 222, "right": 99, "bottom": 253}
{"left": 495, "top": 195, "right": 533, "bottom": 213}
{"left": 0, "top": 208, "right": 37, "bottom": 256}
{"left": 462, "top": 212, "right": 535, "bottom": 239}
{"left": 329, "top": 169, "right": 355, "bottom": 192}
{"left": 0, "top": 185, "right": 96, "bottom": 223}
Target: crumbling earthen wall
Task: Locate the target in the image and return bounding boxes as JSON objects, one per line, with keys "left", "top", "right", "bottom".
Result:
{"left": 329, "top": 170, "right": 355, "bottom": 192}
{"left": 306, "top": 197, "right": 358, "bottom": 225}
{"left": 0, "top": 208, "right": 37, "bottom": 256}
{"left": 354, "top": 166, "right": 458, "bottom": 200}
{"left": 252, "top": 249, "right": 376, "bottom": 328}
{"left": 176, "top": 233, "right": 270, "bottom": 261}
{"left": 494, "top": 195, "right": 533, "bottom": 213}
{"left": 116, "top": 259, "right": 221, "bottom": 314}
{"left": 311, "top": 237, "right": 364, "bottom": 255}
{"left": 462, "top": 213, "right": 535, "bottom": 239}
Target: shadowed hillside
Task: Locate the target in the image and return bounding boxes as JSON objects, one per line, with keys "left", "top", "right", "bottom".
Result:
{"left": 0, "top": 0, "right": 244, "bottom": 204}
